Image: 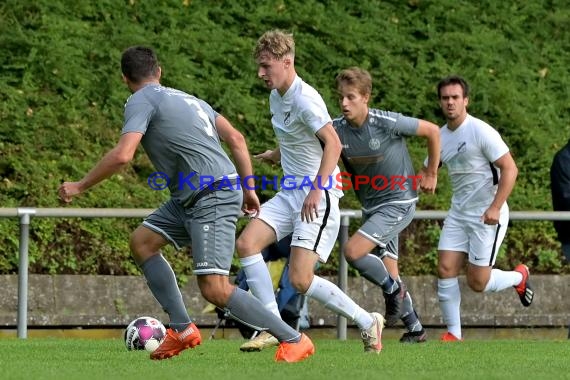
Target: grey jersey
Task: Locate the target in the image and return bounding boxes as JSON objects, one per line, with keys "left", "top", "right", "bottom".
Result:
{"left": 333, "top": 109, "right": 419, "bottom": 211}
{"left": 121, "top": 84, "right": 237, "bottom": 206}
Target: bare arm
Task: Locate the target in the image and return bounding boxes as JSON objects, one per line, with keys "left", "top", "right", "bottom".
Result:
{"left": 215, "top": 114, "right": 260, "bottom": 215}
{"left": 491, "top": 152, "right": 518, "bottom": 209}
{"left": 314, "top": 123, "right": 342, "bottom": 188}
{"left": 301, "top": 123, "right": 342, "bottom": 222}
{"left": 482, "top": 152, "right": 518, "bottom": 224}
{"left": 215, "top": 115, "right": 255, "bottom": 187}
{"left": 416, "top": 119, "right": 441, "bottom": 193}
{"left": 58, "top": 132, "right": 142, "bottom": 202}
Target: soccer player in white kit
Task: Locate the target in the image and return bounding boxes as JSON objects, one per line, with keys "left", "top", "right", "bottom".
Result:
{"left": 421, "top": 75, "right": 534, "bottom": 341}
{"left": 236, "top": 30, "right": 384, "bottom": 357}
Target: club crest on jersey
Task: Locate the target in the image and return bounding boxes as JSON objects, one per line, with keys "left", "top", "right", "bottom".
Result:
{"left": 284, "top": 112, "right": 291, "bottom": 125}
{"left": 369, "top": 138, "right": 381, "bottom": 150}
{"left": 457, "top": 141, "right": 467, "bottom": 153}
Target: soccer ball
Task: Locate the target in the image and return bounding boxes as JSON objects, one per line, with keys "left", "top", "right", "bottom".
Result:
{"left": 124, "top": 316, "right": 167, "bottom": 352}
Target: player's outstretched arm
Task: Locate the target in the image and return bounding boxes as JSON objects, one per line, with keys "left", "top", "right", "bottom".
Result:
{"left": 58, "top": 132, "right": 142, "bottom": 203}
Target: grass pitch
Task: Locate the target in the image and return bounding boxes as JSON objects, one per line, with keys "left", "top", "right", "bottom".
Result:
{"left": 0, "top": 334, "right": 568, "bottom": 380}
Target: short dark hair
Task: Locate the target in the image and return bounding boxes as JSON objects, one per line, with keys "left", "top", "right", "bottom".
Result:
{"left": 120, "top": 46, "right": 160, "bottom": 84}
{"left": 437, "top": 75, "right": 470, "bottom": 98}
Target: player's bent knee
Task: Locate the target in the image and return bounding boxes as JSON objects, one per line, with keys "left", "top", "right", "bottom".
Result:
{"left": 235, "top": 235, "right": 256, "bottom": 256}
{"left": 468, "top": 284, "right": 486, "bottom": 293}
{"left": 343, "top": 245, "right": 363, "bottom": 262}
{"left": 129, "top": 236, "right": 152, "bottom": 264}
{"left": 198, "top": 277, "right": 233, "bottom": 307}
{"left": 235, "top": 241, "right": 248, "bottom": 256}
{"left": 466, "top": 277, "right": 486, "bottom": 293}
{"left": 438, "top": 265, "right": 457, "bottom": 279}
{"left": 289, "top": 275, "right": 311, "bottom": 294}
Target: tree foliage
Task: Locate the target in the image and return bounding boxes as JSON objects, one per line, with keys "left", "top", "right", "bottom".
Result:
{"left": 1, "top": 0, "right": 569, "bottom": 275}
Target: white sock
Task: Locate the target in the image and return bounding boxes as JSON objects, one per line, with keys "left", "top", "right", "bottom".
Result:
{"left": 305, "top": 275, "right": 373, "bottom": 330}
{"left": 239, "top": 254, "right": 280, "bottom": 317}
{"left": 484, "top": 268, "right": 523, "bottom": 292}
{"left": 438, "top": 277, "right": 462, "bottom": 339}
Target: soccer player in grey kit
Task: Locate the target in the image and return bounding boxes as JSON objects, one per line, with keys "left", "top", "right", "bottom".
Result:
{"left": 333, "top": 67, "right": 440, "bottom": 343}
{"left": 58, "top": 46, "right": 314, "bottom": 363}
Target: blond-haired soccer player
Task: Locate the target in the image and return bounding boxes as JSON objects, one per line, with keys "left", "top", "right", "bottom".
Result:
{"left": 333, "top": 67, "right": 440, "bottom": 343}
{"left": 236, "top": 31, "right": 384, "bottom": 359}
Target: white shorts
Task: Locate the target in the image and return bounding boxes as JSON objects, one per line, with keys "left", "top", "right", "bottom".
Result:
{"left": 438, "top": 204, "right": 509, "bottom": 267}
{"left": 257, "top": 188, "right": 340, "bottom": 263}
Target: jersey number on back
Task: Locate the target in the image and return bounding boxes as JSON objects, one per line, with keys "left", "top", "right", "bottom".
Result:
{"left": 184, "top": 98, "right": 214, "bottom": 137}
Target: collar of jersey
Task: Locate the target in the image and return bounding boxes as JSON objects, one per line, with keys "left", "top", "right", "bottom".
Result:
{"left": 278, "top": 75, "right": 301, "bottom": 106}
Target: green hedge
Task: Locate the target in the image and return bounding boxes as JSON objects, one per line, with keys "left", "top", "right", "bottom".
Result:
{"left": 1, "top": 0, "right": 569, "bottom": 276}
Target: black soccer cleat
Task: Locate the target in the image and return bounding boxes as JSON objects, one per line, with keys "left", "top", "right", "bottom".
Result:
{"left": 399, "top": 329, "right": 427, "bottom": 343}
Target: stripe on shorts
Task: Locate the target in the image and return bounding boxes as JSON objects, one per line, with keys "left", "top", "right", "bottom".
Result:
{"left": 488, "top": 223, "right": 501, "bottom": 266}
{"left": 313, "top": 189, "right": 331, "bottom": 252}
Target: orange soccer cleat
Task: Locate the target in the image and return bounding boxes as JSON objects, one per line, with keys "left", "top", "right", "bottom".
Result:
{"left": 440, "top": 332, "right": 463, "bottom": 342}
{"left": 150, "top": 323, "right": 202, "bottom": 360}
{"left": 275, "top": 333, "right": 315, "bottom": 363}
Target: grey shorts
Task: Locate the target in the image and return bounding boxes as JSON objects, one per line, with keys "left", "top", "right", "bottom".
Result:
{"left": 143, "top": 188, "right": 242, "bottom": 275}
{"left": 358, "top": 201, "right": 416, "bottom": 260}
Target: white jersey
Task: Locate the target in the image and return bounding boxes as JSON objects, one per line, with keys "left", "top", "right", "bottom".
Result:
{"left": 435, "top": 114, "right": 509, "bottom": 211}
{"left": 269, "top": 75, "right": 343, "bottom": 197}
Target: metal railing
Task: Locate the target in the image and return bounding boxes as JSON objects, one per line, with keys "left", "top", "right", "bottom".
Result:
{"left": 2, "top": 207, "right": 570, "bottom": 339}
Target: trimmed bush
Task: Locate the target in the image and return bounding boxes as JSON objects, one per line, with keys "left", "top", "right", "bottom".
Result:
{"left": 1, "top": 0, "right": 569, "bottom": 275}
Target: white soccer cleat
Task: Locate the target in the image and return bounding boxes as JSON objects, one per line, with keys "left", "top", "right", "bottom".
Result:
{"left": 361, "top": 312, "right": 385, "bottom": 353}
{"left": 240, "top": 331, "right": 279, "bottom": 352}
